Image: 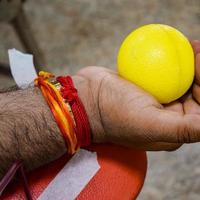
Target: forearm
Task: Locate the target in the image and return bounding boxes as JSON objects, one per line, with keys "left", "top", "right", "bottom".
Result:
{"left": 0, "top": 75, "right": 104, "bottom": 178}
{"left": 0, "top": 86, "right": 65, "bottom": 178}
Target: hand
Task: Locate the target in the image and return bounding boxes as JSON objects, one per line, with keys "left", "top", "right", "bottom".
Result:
{"left": 76, "top": 40, "right": 200, "bottom": 151}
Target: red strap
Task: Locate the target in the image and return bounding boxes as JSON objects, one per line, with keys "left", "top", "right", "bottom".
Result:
{"left": 57, "top": 76, "right": 91, "bottom": 147}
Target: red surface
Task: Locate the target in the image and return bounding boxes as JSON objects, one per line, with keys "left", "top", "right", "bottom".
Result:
{"left": 2, "top": 144, "right": 147, "bottom": 200}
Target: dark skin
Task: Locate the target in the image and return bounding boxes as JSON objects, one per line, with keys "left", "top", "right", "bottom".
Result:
{"left": 0, "top": 40, "right": 200, "bottom": 178}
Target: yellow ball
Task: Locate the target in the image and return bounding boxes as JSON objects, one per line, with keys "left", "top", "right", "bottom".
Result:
{"left": 117, "top": 24, "right": 194, "bottom": 103}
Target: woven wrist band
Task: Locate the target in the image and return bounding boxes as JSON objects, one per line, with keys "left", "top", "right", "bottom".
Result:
{"left": 34, "top": 71, "right": 91, "bottom": 154}
{"left": 57, "top": 76, "right": 91, "bottom": 147}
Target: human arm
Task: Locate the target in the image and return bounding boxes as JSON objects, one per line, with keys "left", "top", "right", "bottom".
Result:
{"left": 1, "top": 40, "right": 200, "bottom": 178}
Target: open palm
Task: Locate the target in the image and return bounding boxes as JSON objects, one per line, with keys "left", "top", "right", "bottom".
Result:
{"left": 78, "top": 40, "right": 200, "bottom": 151}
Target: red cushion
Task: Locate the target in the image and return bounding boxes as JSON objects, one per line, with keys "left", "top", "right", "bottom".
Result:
{"left": 2, "top": 144, "right": 147, "bottom": 200}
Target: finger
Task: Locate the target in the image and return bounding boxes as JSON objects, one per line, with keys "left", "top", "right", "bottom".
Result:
{"left": 164, "top": 101, "right": 184, "bottom": 113}
{"left": 190, "top": 40, "right": 200, "bottom": 55}
{"left": 191, "top": 40, "right": 200, "bottom": 85}
{"left": 194, "top": 53, "right": 200, "bottom": 85}
{"left": 115, "top": 139, "right": 183, "bottom": 151}
{"left": 183, "top": 98, "right": 200, "bottom": 114}
{"left": 191, "top": 40, "right": 200, "bottom": 86}
{"left": 151, "top": 107, "right": 200, "bottom": 143}
{"left": 134, "top": 142, "right": 183, "bottom": 151}
{"left": 193, "top": 84, "right": 200, "bottom": 104}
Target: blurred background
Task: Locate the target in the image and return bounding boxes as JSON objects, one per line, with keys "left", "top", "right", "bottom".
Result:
{"left": 1, "top": 0, "right": 200, "bottom": 199}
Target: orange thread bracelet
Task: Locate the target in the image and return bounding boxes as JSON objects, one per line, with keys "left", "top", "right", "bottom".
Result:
{"left": 34, "top": 71, "right": 78, "bottom": 154}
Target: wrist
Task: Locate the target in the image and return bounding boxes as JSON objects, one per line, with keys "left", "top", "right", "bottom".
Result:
{"left": 72, "top": 74, "right": 106, "bottom": 143}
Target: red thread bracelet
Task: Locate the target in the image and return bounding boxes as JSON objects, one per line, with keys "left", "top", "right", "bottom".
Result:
{"left": 57, "top": 76, "right": 91, "bottom": 147}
